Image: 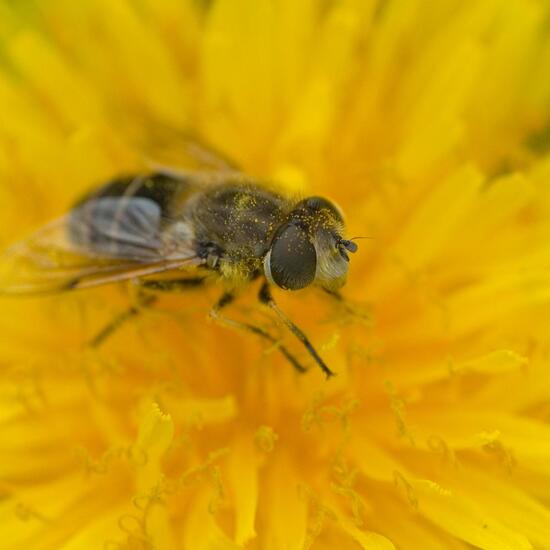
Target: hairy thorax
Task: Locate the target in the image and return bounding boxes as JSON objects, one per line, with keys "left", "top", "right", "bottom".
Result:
{"left": 187, "top": 182, "right": 293, "bottom": 281}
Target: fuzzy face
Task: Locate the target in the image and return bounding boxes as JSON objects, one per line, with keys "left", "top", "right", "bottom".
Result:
{"left": 264, "top": 196, "right": 357, "bottom": 291}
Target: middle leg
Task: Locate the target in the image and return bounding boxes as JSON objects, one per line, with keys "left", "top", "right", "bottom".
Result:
{"left": 209, "top": 291, "right": 307, "bottom": 373}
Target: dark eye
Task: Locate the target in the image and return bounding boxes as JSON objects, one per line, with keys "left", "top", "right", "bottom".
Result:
{"left": 266, "top": 223, "right": 317, "bottom": 290}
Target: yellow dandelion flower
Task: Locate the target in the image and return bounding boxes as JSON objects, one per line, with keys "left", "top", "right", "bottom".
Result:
{"left": 2, "top": 0, "right": 550, "bottom": 548}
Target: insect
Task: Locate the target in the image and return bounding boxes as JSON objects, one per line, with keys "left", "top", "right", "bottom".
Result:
{"left": 0, "top": 141, "right": 358, "bottom": 377}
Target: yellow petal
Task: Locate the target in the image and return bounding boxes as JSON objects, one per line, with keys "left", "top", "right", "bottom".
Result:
{"left": 411, "top": 479, "right": 532, "bottom": 550}
{"left": 227, "top": 435, "right": 260, "bottom": 546}
{"left": 261, "top": 452, "right": 307, "bottom": 550}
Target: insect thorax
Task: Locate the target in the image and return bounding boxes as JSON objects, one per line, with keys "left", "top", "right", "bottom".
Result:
{"left": 188, "top": 183, "right": 292, "bottom": 278}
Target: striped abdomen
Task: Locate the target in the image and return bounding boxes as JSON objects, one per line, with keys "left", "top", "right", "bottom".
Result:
{"left": 68, "top": 173, "right": 194, "bottom": 261}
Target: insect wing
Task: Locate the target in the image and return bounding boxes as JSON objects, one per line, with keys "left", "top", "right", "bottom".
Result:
{"left": 0, "top": 199, "right": 200, "bottom": 295}
{"left": 69, "top": 196, "right": 166, "bottom": 261}
{"left": 136, "top": 123, "right": 243, "bottom": 176}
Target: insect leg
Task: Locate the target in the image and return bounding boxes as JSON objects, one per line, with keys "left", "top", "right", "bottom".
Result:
{"left": 259, "top": 282, "right": 335, "bottom": 379}
{"left": 139, "top": 276, "right": 207, "bottom": 292}
{"left": 323, "top": 288, "right": 371, "bottom": 323}
{"left": 209, "top": 292, "right": 307, "bottom": 373}
{"left": 88, "top": 277, "right": 207, "bottom": 348}
{"left": 88, "top": 292, "right": 157, "bottom": 348}
{"left": 323, "top": 288, "right": 344, "bottom": 301}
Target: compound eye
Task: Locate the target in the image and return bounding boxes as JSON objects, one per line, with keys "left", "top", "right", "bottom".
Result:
{"left": 265, "top": 223, "right": 317, "bottom": 290}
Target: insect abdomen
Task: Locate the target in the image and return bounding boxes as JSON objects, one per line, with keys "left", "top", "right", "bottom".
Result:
{"left": 68, "top": 173, "right": 192, "bottom": 259}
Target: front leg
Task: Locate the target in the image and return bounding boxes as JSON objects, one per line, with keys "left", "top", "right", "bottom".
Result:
{"left": 323, "top": 288, "right": 371, "bottom": 324}
{"left": 259, "top": 282, "right": 335, "bottom": 379}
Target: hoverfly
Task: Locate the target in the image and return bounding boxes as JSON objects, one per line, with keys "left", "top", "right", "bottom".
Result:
{"left": 0, "top": 140, "right": 358, "bottom": 377}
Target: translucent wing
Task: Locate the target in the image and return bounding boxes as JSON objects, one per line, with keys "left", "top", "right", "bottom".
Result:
{"left": 134, "top": 123, "right": 243, "bottom": 176}
{"left": 68, "top": 196, "right": 166, "bottom": 260}
{"left": 0, "top": 133, "right": 246, "bottom": 296}
{"left": 0, "top": 193, "right": 201, "bottom": 295}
